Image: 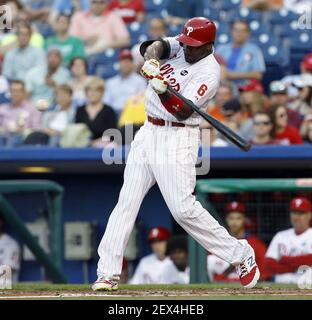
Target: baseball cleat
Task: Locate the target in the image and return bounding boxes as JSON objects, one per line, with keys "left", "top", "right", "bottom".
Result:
{"left": 91, "top": 276, "right": 119, "bottom": 291}
{"left": 236, "top": 248, "right": 260, "bottom": 289}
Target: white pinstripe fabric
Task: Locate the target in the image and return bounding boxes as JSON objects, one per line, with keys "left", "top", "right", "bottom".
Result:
{"left": 96, "top": 123, "right": 251, "bottom": 278}
{"left": 145, "top": 37, "right": 220, "bottom": 126}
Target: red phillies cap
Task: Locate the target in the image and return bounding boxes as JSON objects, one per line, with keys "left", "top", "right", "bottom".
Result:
{"left": 226, "top": 201, "right": 246, "bottom": 214}
{"left": 239, "top": 80, "right": 264, "bottom": 94}
{"left": 147, "top": 227, "right": 171, "bottom": 242}
{"left": 118, "top": 49, "right": 133, "bottom": 61}
{"left": 290, "top": 197, "right": 312, "bottom": 212}
{"left": 303, "top": 53, "right": 312, "bottom": 71}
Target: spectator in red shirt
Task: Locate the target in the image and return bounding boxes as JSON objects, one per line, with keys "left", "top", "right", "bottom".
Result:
{"left": 268, "top": 104, "right": 303, "bottom": 145}
{"left": 207, "top": 201, "right": 271, "bottom": 282}
{"left": 107, "top": 0, "right": 145, "bottom": 24}
{"left": 251, "top": 112, "right": 279, "bottom": 145}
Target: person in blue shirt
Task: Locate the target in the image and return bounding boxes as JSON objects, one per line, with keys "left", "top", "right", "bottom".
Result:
{"left": 216, "top": 20, "right": 265, "bottom": 87}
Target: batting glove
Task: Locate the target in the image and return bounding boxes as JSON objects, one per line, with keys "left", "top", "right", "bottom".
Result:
{"left": 150, "top": 75, "right": 168, "bottom": 94}
{"left": 141, "top": 59, "right": 160, "bottom": 79}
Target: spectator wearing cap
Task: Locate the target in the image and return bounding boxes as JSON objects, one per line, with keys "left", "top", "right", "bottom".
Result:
{"left": 207, "top": 201, "right": 271, "bottom": 283}
{"left": 282, "top": 53, "right": 312, "bottom": 101}
{"left": 45, "top": 14, "right": 86, "bottom": 66}
{"left": 269, "top": 80, "right": 302, "bottom": 128}
{"left": 251, "top": 112, "right": 279, "bottom": 145}
{"left": 207, "top": 81, "right": 234, "bottom": 122}
{"left": 103, "top": 49, "right": 147, "bottom": 115}
{"left": 291, "top": 75, "right": 312, "bottom": 117}
{"left": 69, "top": 0, "right": 130, "bottom": 56}
{"left": 265, "top": 197, "right": 312, "bottom": 284}
{"left": 216, "top": 20, "right": 265, "bottom": 87}
{"left": 107, "top": 0, "right": 145, "bottom": 24}
{"left": 239, "top": 79, "right": 268, "bottom": 116}
{"left": 161, "top": 235, "right": 190, "bottom": 284}
{"left": 267, "top": 104, "right": 303, "bottom": 145}
{"left": 221, "top": 98, "right": 254, "bottom": 141}
{"left": 2, "top": 24, "right": 46, "bottom": 82}
{"left": 129, "top": 226, "right": 172, "bottom": 284}
{"left": 25, "top": 47, "right": 71, "bottom": 106}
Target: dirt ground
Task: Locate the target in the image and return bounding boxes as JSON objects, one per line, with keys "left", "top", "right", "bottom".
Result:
{"left": 1, "top": 285, "right": 312, "bottom": 299}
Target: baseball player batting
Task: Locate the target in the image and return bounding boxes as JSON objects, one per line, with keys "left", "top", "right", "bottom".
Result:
{"left": 92, "top": 17, "right": 260, "bottom": 291}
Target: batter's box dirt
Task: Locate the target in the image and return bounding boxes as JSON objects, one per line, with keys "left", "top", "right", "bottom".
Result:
{"left": 0, "top": 284, "right": 312, "bottom": 299}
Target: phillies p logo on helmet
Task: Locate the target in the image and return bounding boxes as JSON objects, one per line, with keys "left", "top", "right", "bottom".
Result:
{"left": 186, "top": 26, "right": 194, "bottom": 36}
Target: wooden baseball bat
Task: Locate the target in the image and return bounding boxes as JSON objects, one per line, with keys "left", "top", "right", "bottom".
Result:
{"left": 167, "top": 86, "right": 251, "bottom": 152}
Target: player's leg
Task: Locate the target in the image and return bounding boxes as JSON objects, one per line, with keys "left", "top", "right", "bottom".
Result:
{"left": 93, "top": 126, "right": 156, "bottom": 291}
{"left": 152, "top": 127, "right": 259, "bottom": 288}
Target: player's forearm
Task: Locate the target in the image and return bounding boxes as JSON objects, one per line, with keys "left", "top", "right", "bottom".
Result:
{"left": 158, "top": 91, "right": 193, "bottom": 121}
{"left": 265, "top": 257, "right": 297, "bottom": 274}
{"left": 280, "top": 255, "right": 312, "bottom": 269}
{"left": 144, "top": 41, "right": 166, "bottom": 61}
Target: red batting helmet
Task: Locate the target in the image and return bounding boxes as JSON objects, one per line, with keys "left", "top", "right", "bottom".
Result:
{"left": 147, "top": 226, "right": 171, "bottom": 242}
{"left": 225, "top": 201, "right": 246, "bottom": 215}
{"left": 290, "top": 197, "right": 312, "bottom": 213}
{"left": 176, "top": 17, "right": 216, "bottom": 47}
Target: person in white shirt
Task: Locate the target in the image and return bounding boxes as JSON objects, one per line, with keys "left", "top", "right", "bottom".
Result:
{"left": 265, "top": 197, "right": 312, "bottom": 284}
{"left": 103, "top": 49, "right": 147, "bottom": 115}
{"left": 161, "top": 235, "right": 190, "bottom": 284}
{"left": 0, "top": 216, "right": 21, "bottom": 283}
{"left": 129, "top": 226, "right": 172, "bottom": 284}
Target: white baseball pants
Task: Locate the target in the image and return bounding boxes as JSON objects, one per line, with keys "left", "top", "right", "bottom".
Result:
{"left": 97, "top": 121, "right": 250, "bottom": 278}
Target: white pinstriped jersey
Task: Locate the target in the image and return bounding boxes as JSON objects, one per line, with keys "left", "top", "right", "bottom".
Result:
{"left": 144, "top": 37, "right": 221, "bottom": 126}
{"left": 266, "top": 228, "right": 312, "bottom": 284}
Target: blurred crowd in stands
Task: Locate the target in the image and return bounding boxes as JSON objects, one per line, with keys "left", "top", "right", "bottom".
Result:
{"left": 0, "top": 0, "right": 311, "bottom": 147}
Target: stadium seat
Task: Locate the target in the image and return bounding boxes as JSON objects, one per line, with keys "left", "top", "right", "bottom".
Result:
{"left": 289, "top": 31, "right": 312, "bottom": 51}
{"left": 227, "top": 7, "right": 262, "bottom": 23}
{"left": 145, "top": 0, "right": 168, "bottom": 16}
{"left": 289, "top": 32, "right": 312, "bottom": 73}
{"left": 201, "top": 2, "right": 219, "bottom": 20}
{"left": 168, "top": 23, "right": 183, "bottom": 37}
{"left": 269, "top": 8, "right": 300, "bottom": 25}
{"left": 128, "top": 22, "right": 149, "bottom": 46}
{"left": 251, "top": 33, "right": 280, "bottom": 48}
{"left": 217, "top": 0, "right": 241, "bottom": 11}
{"left": 95, "top": 62, "right": 119, "bottom": 79}
{"left": 277, "top": 19, "right": 302, "bottom": 38}
{"left": 249, "top": 20, "right": 271, "bottom": 37}
{"left": 215, "top": 22, "right": 231, "bottom": 46}
{"left": 87, "top": 49, "right": 119, "bottom": 75}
